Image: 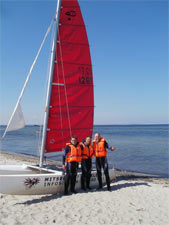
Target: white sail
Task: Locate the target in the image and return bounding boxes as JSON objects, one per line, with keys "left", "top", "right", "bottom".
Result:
{"left": 6, "top": 103, "right": 25, "bottom": 132}
{"left": 1, "top": 19, "right": 53, "bottom": 140}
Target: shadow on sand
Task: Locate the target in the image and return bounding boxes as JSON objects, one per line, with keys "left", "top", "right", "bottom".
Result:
{"left": 16, "top": 181, "right": 151, "bottom": 205}
{"left": 94, "top": 181, "right": 151, "bottom": 192}
{"left": 110, "top": 181, "right": 151, "bottom": 191}
{"left": 15, "top": 193, "right": 63, "bottom": 205}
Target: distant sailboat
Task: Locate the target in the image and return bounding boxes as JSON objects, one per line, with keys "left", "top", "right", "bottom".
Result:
{"left": 0, "top": 0, "right": 115, "bottom": 195}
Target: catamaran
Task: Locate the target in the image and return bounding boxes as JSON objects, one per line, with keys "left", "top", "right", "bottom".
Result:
{"left": 0, "top": 0, "right": 115, "bottom": 195}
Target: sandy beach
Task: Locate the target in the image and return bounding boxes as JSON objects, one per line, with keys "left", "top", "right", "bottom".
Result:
{"left": 0, "top": 152, "right": 169, "bottom": 225}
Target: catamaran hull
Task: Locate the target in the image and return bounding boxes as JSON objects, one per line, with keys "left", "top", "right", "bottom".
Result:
{"left": 0, "top": 165, "right": 115, "bottom": 195}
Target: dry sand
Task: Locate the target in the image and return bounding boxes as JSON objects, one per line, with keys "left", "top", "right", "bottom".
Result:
{"left": 0, "top": 152, "right": 169, "bottom": 225}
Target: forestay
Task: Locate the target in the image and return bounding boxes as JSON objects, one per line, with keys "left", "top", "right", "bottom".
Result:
{"left": 2, "top": 19, "right": 54, "bottom": 139}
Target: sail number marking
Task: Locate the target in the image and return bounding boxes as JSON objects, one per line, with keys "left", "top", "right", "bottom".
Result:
{"left": 78, "top": 66, "right": 93, "bottom": 85}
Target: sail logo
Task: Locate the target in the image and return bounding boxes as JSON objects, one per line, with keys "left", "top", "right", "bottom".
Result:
{"left": 24, "top": 178, "right": 40, "bottom": 188}
{"left": 65, "top": 10, "right": 76, "bottom": 20}
{"left": 50, "top": 139, "right": 55, "bottom": 144}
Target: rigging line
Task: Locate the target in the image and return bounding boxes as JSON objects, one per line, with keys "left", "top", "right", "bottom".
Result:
{"left": 58, "top": 28, "right": 72, "bottom": 138}
{"left": 38, "top": 19, "right": 56, "bottom": 156}
{"left": 2, "top": 18, "right": 54, "bottom": 140}
{"left": 55, "top": 51, "right": 64, "bottom": 149}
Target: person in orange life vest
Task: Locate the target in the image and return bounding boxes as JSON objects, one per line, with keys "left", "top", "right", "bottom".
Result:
{"left": 80, "top": 136, "right": 94, "bottom": 191}
{"left": 62, "top": 136, "right": 82, "bottom": 195}
{"left": 93, "top": 133, "right": 116, "bottom": 191}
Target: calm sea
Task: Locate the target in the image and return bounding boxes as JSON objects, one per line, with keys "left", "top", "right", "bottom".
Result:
{"left": 0, "top": 125, "right": 168, "bottom": 178}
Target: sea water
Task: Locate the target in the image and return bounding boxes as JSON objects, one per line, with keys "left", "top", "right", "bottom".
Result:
{"left": 0, "top": 124, "right": 168, "bottom": 178}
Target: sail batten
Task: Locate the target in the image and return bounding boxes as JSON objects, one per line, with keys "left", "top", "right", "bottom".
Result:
{"left": 57, "top": 61, "right": 92, "bottom": 66}
{"left": 48, "top": 128, "right": 93, "bottom": 131}
{"left": 45, "top": 0, "right": 94, "bottom": 154}
{"left": 58, "top": 42, "right": 89, "bottom": 46}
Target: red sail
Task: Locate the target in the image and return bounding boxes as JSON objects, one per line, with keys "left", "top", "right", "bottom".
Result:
{"left": 45, "top": 0, "right": 94, "bottom": 154}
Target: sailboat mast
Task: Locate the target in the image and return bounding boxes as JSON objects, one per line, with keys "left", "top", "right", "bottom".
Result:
{"left": 40, "top": 0, "right": 61, "bottom": 167}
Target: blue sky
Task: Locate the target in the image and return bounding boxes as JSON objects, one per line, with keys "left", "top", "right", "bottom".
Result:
{"left": 1, "top": 0, "right": 168, "bottom": 125}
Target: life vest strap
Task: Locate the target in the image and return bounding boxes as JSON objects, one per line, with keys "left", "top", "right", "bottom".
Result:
{"left": 67, "top": 155, "right": 81, "bottom": 158}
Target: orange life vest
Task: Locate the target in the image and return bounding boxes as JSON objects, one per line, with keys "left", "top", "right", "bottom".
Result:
{"left": 66, "top": 143, "right": 82, "bottom": 163}
{"left": 81, "top": 143, "right": 93, "bottom": 159}
{"left": 93, "top": 137, "right": 107, "bottom": 157}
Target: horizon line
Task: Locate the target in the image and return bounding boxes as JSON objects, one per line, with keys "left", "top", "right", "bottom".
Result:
{"left": 1, "top": 123, "right": 169, "bottom": 126}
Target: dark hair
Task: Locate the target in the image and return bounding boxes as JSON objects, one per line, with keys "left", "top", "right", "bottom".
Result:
{"left": 95, "top": 132, "right": 100, "bottom": 136}
{"left": 81, "top": 138, "right": 85, "bottom": 143}
{"left": 71, "top": 136, "right": 77, "bottom": 141}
